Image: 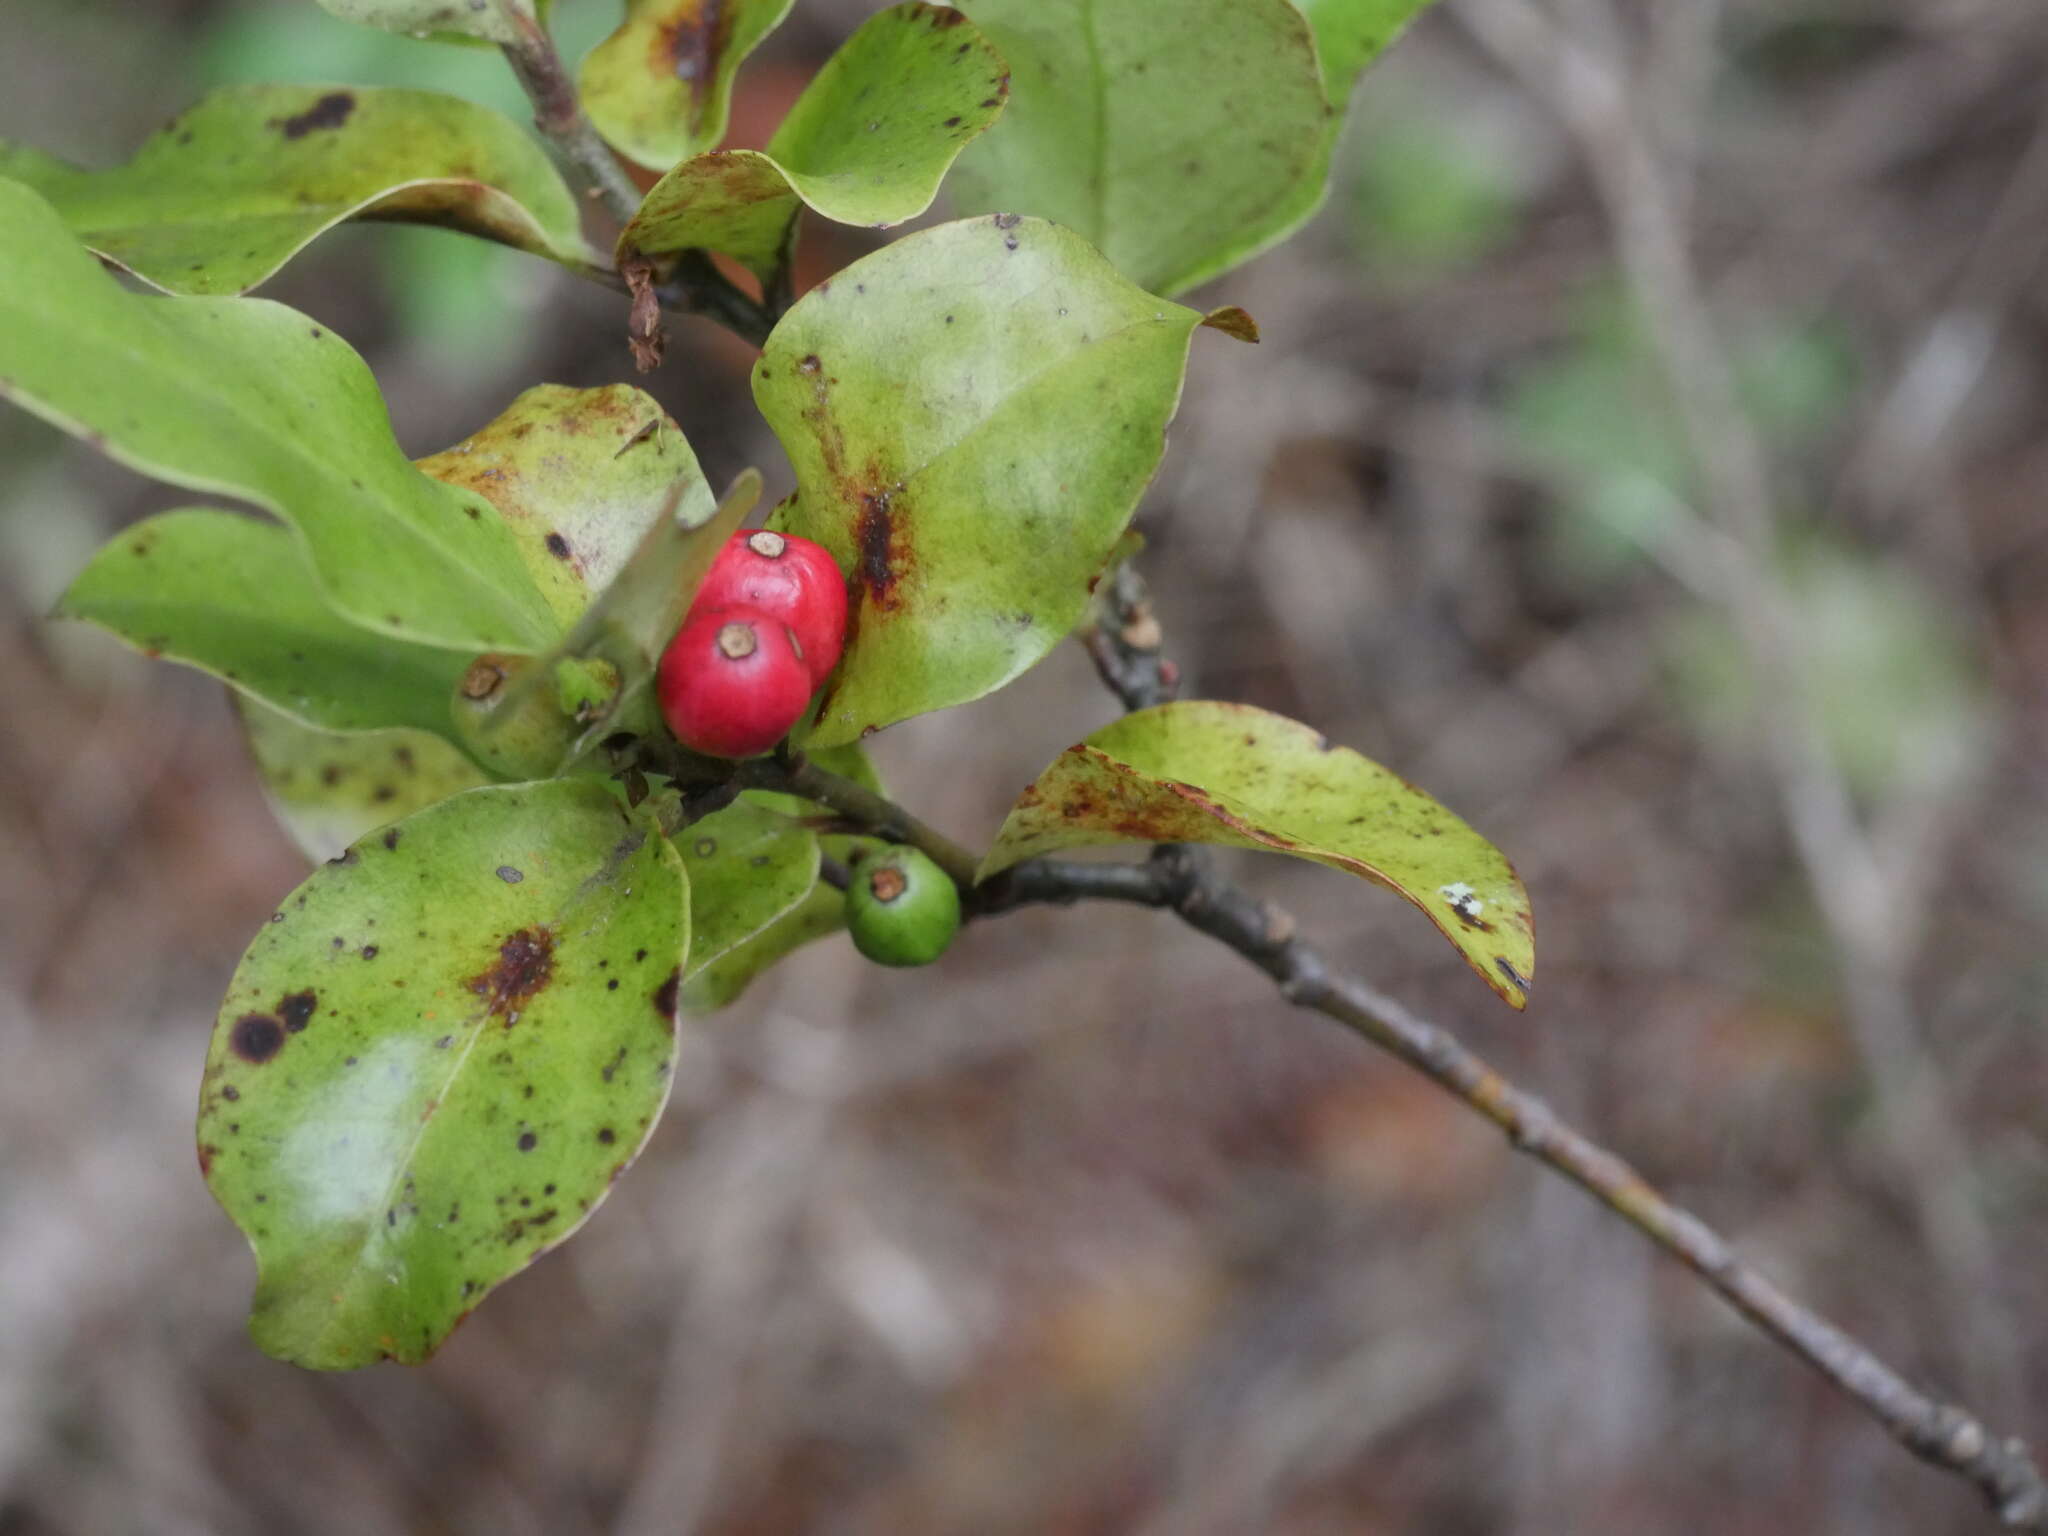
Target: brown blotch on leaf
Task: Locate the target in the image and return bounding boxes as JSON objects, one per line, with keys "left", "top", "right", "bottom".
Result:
{"left": 654, "top": 0, "right": 734, "bottom": 117}
{"left": 653, "top": 968, "right": 680, "bottom": 1021}
{"left": 277, "top": 991, "right": 317, "bottom": 1033}
{"left": 467, "top": 927, "right": 557, "bottom": 1026}
{"left": 230, "top": 1013, "right": 286, "bottom": 1064}
{"left": 275, "top": 91, "right": 356, "bottom": 140}
{"left": 197, "top": 1143, "right": 221, "bottom": 1176}
{"left": 856, "top": 484, "right": 909, "bottom": 610}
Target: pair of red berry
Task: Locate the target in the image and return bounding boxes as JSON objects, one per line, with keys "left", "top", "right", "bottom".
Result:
{"left": 656, "top": 529, "right": 848, "bottom": 758}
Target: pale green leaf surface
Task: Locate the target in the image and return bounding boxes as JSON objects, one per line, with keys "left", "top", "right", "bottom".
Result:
{"left": 58, "top": 510, "right": 469, "bottom": 734}
{"left": 619, "top": 3, "right": 1008, "bottom": 284}
{"left": 949, "top": 0, "right": 1325, "bottom": 295}
{"left": 757, "top": 216, "right": 1208, "bottom": 746}
{"left": 678, "top": 798, "right": 821, "bottom": 977}
{"left": 681, "top": 744, "right": 882, "bottom": 1010}
{"left": 236, "top": 697, "right": 490, "bottom": 864}
{"left": 1168, "top": 0, "right": 1440, "bottom": 292}
{"left": 0, "top": 85, "right": 591, "bottom": 297}
{"left": 0, "top": 180, "right": 556, "bottom": 653}
{"left": 580, "top": 0, "right": 794, "bottom": 169}
{"left": 314, "top": 0, "right": 539, "bottom": 46}
{"left": 415, "top": 384, "right": 711, "bottom": 631}
{"left": 952, "top": 0, "right": 1435, "bottom": 294}
{"left": 201, "top": 780, "right": 688, "bottom": 1368}
{"left": 978, "top": 701, "right": 1533, "bottom": 1007}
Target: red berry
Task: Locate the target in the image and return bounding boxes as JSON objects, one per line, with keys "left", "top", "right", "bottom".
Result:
{"left": 656, "top": 608, "right": 813, "bottom": 758}
{"left": 693, "top": 529, "right": 848, "bottom": 686}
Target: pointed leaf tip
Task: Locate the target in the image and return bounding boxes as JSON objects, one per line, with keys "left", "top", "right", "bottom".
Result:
{"left": 978, "top": 701, "right": 1533, "bottom": 1008}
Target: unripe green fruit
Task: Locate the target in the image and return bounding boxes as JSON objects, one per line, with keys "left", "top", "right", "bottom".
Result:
{"left": 843, "top": 846, "right": 961, "bottom": 968}
{"left": 449, "top": 653, "right": 582, "bottom": 781}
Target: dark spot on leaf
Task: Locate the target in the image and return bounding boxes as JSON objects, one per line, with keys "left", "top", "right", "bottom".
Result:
{"left": 597, "top": 1127, "right": 616, "bottom": 1145}
{"left": 856, "top": 485, "right": 909, "bottom": 611}
{"left": 655, "top": 0, "right": 738, "bottom": 129}
{"left": 198, "top": 1144, "right": 220, "bottom": 1175}
{"left": 361, "top": 945, "right": 380, "bottom": 960}
{"left": 327, "top": 847, "right": 358, "bottom": 867}
{"left": 467, "top": 927, "right": 556, "bottom": 1026}
{"left": 230, "top": 1013, "right": 286, "bottom": 1064}
{"left": 544, "top": 531, "right": 571, "bottom": 559}
{"left": 497, "top": 865, "right": 524, "bottom": 884}
{"left": 635, "top": 949, "right": 648, "bottom": 962}
{"left": 1495, "top": 958, "right": 1531, "bottom": 994}
{"left": 992, "top": 212, "right": 1019, "bottom": 229}
{"left": 372, "top": 785, "right": 396, "bottom": 803}
{"left": 275, "top": 91, "right": 355, "bottom": 140}
{"left": 944, "top": 115, "right": 962, "bottom": 128}
{"left": 653, "top": 969, "right": 680, "bottom": 1021}
{"left": 607, "top": 978, "right": 619, "bottom": 991}
{"left": 383, "top": 829, "right": 401, "bottom": 851}
{"left": 277, "top": 991, "right": 317, "bottom": 1033}
{"left": 517, "top": 1131, "right": 537, "bottom": 1152}
{"left": 222, "top": 1085, "right": 240, "bottom": 1102}
{"left": 601, "top": 1047, "right": 627, "bottom": 1083}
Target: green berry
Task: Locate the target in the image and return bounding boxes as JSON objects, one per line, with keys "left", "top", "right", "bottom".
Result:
{"left": 844, "top": 846, "right": 960, "bottom": 968}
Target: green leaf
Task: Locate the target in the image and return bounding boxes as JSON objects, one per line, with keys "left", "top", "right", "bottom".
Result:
{"left": 1172, "top": 0, "right": 1439, "bottom": 292}
{"left": 618, "top": 3, "right": 1009, "bottom": 285}
{"left": 756, "top": 215, "right": 1215, "bottom": 747}
{"left": 415, "top": 383, "right": 713, "bottom": 632}
{"left": 0, "top": 180, "right": 556, "bottom": 654}
{"left": 200, "top": 779, "right": 688, "bottom": 1369}
{"left": 951, "top": 0, "right": 1434, "bottom": 294}
{"left": 579, "top": 0, "right": 794, "bottom": 170}
{"left": 680, "top": 743, "right": 882, "bottom": 1010}
{"left": 313, "top": 0, "right": 542, "bottom": 47}
{"left": 946, "top": 0, "right": 1310, "bottom": 294}
{"left": 235, "top": 697, "right": 491, "bottom": 864}
{"left": 677, "top": 798, "right": 820, "bottom": 977}
{"left": 57, "top": 510, "right": 469, "bottom": 734}
{"left": 1292, "top": 0, "right": 1438, "bottom": 99}
{"left": 0, "top": 85, "right": 592, "bottom": 297}
{"left": 977, "top": 701, "right": 1533, "bottom": 1008}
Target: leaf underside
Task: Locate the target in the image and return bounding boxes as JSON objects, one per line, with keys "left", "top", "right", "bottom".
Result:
{"left": 0, "top": 85, "right": 590, "bottom": 297}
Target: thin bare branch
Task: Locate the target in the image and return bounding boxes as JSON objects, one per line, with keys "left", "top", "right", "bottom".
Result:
{"left": 497, "top": 6, "right": 774, "bottom": 350}
{"left": 747, "top": 563, "right": 2048, "bottom": 1532}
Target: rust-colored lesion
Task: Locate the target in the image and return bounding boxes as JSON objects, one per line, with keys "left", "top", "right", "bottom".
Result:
{"left": 854, "top": 482, "right": 911, "bottom": 613}
{"left": 467, "top": 927, "right": 558, "bottom": 1027}
{"left": 649, "top": 0, "right": 734, "bottom": 133}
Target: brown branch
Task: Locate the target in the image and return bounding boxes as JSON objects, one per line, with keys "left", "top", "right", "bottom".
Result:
{"left": 751, "top": 563, "right": 2048, "bottom": 1531}
{"left": 497, "top": 7, "right": 643, "bottom": 227}
{"left": 497, "top": 8, "right": 775, "bottom": 350}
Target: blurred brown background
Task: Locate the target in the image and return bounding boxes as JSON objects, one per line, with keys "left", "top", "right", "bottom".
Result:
{"left": 3, "top": 0, "right": 2046, "bottom": 1531}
